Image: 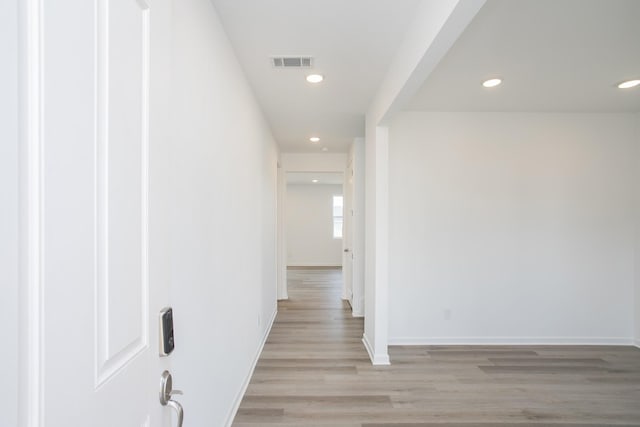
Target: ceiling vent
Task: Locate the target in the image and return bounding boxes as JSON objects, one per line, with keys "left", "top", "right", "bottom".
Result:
{"left": 271, "top": 56, "right": 313, "bottom": 68}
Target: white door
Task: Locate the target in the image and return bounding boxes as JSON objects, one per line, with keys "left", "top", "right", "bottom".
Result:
{"left": 342, "top": 159, "right": 354, "bottom": 305}
{"left": 24, "top": 0, "right": 178, "bottom": 425}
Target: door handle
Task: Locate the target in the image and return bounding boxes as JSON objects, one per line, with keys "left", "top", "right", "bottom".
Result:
{"left": 165, "top": 400, "right": 183, "bottom": 427}
{"left": 160, "top": 370, "right": 184, "bottom": 427}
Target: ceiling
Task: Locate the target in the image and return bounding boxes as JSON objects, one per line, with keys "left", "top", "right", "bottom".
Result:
{"left": 287, "top": 172, "right": 343, "bottom": 185}
{"left": 406, "top": 0, "right": 640, "bottom": 112}
{"left": 211, "top": 0, "right": 421, "bottom": 153}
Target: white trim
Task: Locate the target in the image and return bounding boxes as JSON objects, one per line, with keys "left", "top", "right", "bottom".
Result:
{"left": 350, "top": 137, "right": 366, "bottom": 330}
{"left": 634, "top": 339, "right": 640, "bottom": 349}
{"left": 362, "top": 333, "right": 374, "bottom": 360}
{"left": 362, "top": 333, "right": 390, "bottom": 365}
{"left": 276, "top": 161, "right": 288, "bottom": 300}
{"left": 388, "top": 337, "right": 635, "bottom": 346}
{"left": 224, "top": 307, "right": 278, "bottom": 427}
{"left": 287, "top": 263, "right": 343, "bottom": 268}
{"left": 18, "top": 0, "right": 44, "bottom": 425}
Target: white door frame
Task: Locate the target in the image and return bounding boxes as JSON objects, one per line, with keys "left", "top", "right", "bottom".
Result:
{"left": 350, "top": 138, "right": 366, "bottom": 317}
{"left": 18, "top": 0, "right": 45, "bottom": 423}
{"left": 276, "top": 152, "right": 365, "bottom": 318}
{"left": 276, "top": 161, "right": 288, "bottom": 299}
{"left": 343, "top": 158, "right": 354, "bottom": 302}
{"left": 277, "top": 153, "right": 347, "bottom": 299}
{"left": 1, "top": 0, "right": 20, "bottom": 424}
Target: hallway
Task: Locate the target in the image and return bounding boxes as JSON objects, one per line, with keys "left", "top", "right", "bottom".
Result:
{"left": 233, "top": 268, "right": 640, "bottom": 426}
{"left": 233, "top": 267, "right": 370, "bottom": 426}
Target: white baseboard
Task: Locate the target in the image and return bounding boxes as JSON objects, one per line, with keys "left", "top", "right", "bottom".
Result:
{"left": 278, "top": 286, "right": 288, "bottom": 300}
{"left": 344, "top": 298, "right": 363, "bottom": 317}
{"left": 224, "top": 307, "right": 277, "bottom": 427}
{"left": 362, "top": 333, "right": 390, "bottom": 365}
{"left": 388, "top": 336, "right": 634, "bottom": 346}
{"left": 635, "top": 339, "right": 640, "bottom": 349}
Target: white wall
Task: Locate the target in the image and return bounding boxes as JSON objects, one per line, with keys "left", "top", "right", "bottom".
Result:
{"left": 636, "top": 113, "right": 640, "bottom": 347}
{"left": 286, "top": 184, "right": 343, "bottom": 267}
{"left": 169, "top": 0, "right": 278, "bottom": 425}
{"left": 389, "top": 112, "right": 638, "bottom": 344}
{"left": 281, "top": 153, "right": 347, "bottom": 172}
{"left": 363, "top": 0, "right": 485, "bottom": 365}
{"left": 0, "top": 1, "right": 18, "bottom": 425}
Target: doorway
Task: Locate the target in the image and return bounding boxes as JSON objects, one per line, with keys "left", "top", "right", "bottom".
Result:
{"left": 277, "top": 150, "right": 364, "bottom": 317}
{"left": 285, "top": 172, "right": 344, "bottom": 268}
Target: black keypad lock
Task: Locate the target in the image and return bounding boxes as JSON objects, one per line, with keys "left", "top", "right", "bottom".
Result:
{"left": 159, "top": 307, "right": 175, "bottom": 356}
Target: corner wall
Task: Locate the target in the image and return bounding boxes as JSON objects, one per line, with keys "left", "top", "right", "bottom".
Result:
{"left": 169, "top": 0, "right": 278, "bottom": 425}
{"left": 389, "top": 112, "right": 637, "bottom": 345}
{"left": 363, "top": 0, "right": 485, "bottom": 365}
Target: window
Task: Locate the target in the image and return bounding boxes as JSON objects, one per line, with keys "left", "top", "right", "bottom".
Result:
{"left": 333, "top": 195, "right": 343, "bottom": 239}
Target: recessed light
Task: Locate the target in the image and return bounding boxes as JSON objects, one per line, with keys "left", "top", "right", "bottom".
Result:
{"left": 306, "top": 74, "right": 324, "bottom": 83}
{"left": 312, "top": 179, "right": 319, "bottom": 183}
{"left": 309, "top": 137, "right": 320, "bottom": 142}
{"left": 482, "top": 78, "right": 502, "bottom": 88}
{"left": 321, "top": 147, "right": 328, "bottom": 152}
{"left": 618, "top": 79, "right": 640, "bottom": 89}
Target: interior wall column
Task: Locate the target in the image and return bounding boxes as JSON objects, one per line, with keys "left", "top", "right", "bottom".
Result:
{"left": 363, "top": 125, "right": 390, "bottom": 365}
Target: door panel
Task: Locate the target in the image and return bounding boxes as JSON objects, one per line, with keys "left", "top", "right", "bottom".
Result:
{"left": 98, "top": 0, "right": 150, "bottom": 381}
{"left": 38, "top": 0, "right": 171, "bottom": 425}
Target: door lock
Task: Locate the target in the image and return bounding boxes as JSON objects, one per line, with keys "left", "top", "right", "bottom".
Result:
{"left": 160, "top": 370, "right": 183, "bottom": 427}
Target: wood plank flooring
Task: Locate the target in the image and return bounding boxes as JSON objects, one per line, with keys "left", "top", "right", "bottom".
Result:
{"left": 233, "top": 268, "right": 640, "bottom": 426}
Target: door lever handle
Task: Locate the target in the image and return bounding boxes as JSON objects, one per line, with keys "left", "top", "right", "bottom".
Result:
{"left": 166, "top": 399, "right": 184, "bottom": 427}
{"left": 160, "top": 371, "right": 184, "bottom": 427}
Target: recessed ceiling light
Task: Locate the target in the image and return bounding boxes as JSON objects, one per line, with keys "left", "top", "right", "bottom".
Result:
{"left": 312, "top": 179, "right": 319, "bottom": 183}
{"left": 309, "top": 137, "right": 320, "bottom": 142}
{"left": 306, "top": 74, "right": 324, "bottom": 83}
{"left": 618, "top": 79, "right": 640, "bottom": 89}
{"left": 321, "top": 147, "right": 328, "bottom": 152}
{"left": 482, "top": 78, "right": 502, "bottom": 88}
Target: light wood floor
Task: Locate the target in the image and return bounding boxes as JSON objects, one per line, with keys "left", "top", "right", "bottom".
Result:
{"left": 233, "top": 268, "right": 640, "bottom": 427}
